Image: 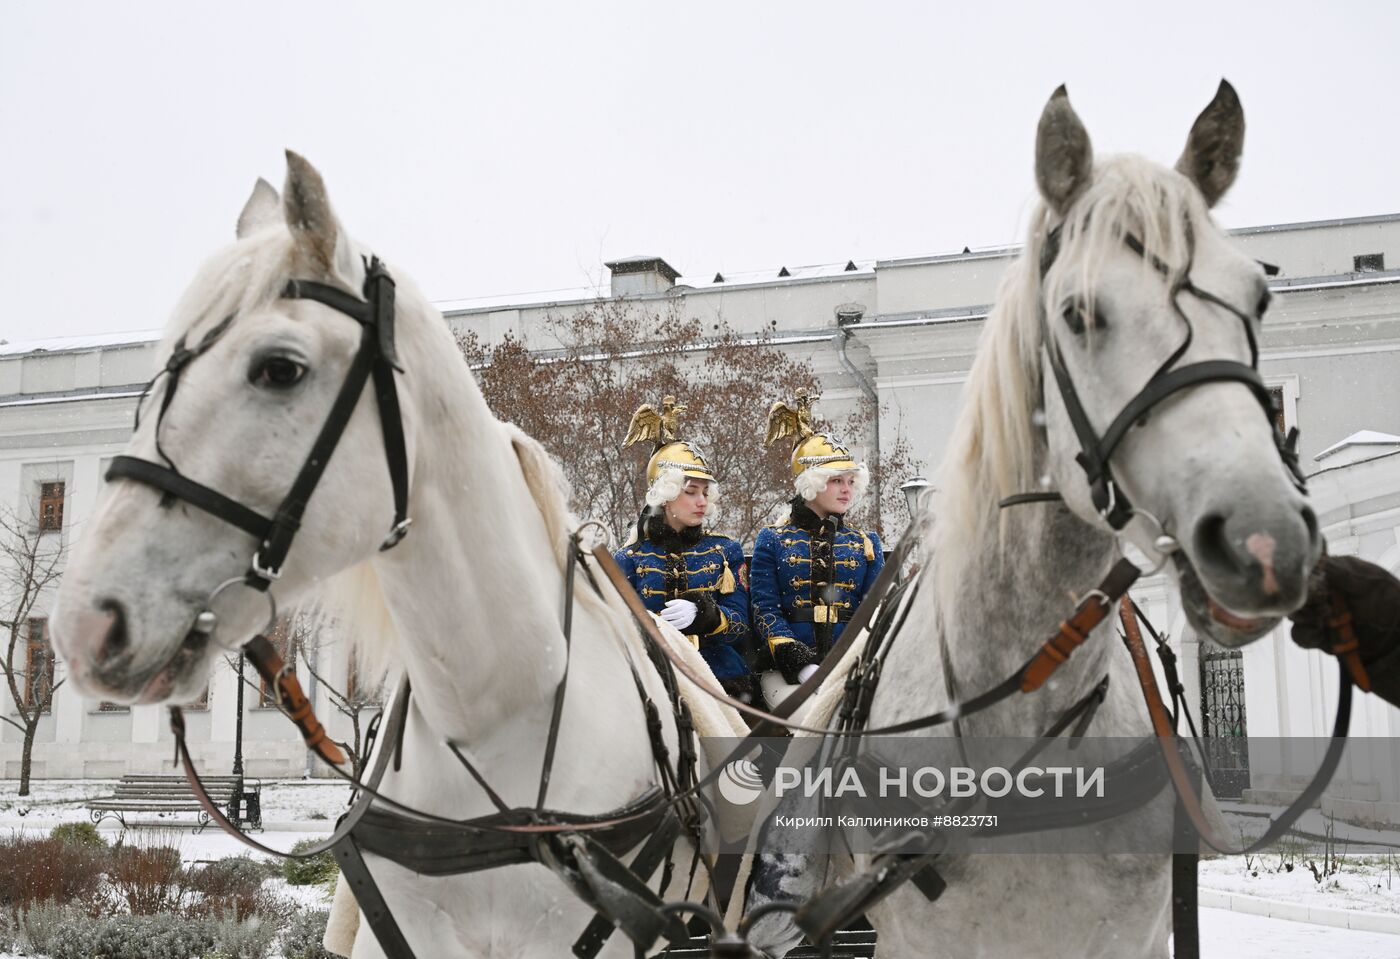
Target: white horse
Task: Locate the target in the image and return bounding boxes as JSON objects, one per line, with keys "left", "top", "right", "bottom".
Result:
{"left": 50, "top": 153, "right": 731, "bottom": 958}
{"left": 749, "top": 82, "right": 1320, "bottom": 957}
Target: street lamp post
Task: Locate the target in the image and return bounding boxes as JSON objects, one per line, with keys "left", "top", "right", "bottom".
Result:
{"left": 230, "top": 651, "right": 246, "bottom": 825}
{"left": 900, "top": 476, "right": 932, "bottom": 521}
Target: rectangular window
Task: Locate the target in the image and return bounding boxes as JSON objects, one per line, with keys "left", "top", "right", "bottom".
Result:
{"left": 346, "top": 651, "right": 380, "bottom": 706}
{"left": 1268, "top": 386, "right": 1286, "bottom": 434}
{"left": 259, "top": 617, "right": 297, "bottom": 708}
{"left": 38, "top": 482, "right": 65, "bottom": 532}
{"left": 24, "top": 619, "right": 53, "bottom": 713}
{"left": 1354, "top": 253, "right": 1385, "bottom": 273}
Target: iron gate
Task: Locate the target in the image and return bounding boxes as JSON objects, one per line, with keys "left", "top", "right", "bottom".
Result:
{"left": 1199, "top": 648, "right": 1250, "bottom": 798}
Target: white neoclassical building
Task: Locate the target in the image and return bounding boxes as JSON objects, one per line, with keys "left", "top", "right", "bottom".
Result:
{"left": 3, "top": 213, "right": 1398, "bottom": 820}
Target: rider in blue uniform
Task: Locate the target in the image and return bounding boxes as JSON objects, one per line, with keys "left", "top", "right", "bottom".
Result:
{"left": 614, "top": 397, "right": 755, "bottom": 701}
{"left": 750, "top": 388, "right": 884, "bottom": 706}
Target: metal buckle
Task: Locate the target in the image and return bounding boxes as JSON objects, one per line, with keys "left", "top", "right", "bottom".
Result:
{"left": 1097, "top": 480, "right": 1120, "bottom": 524}
{"left": 813, "top": 604, "right": 832, "bottom": 625}
{"left": 250, "top": 550, "right": 283, "bottom": 583}
{"left": 379, "top": 518, "right": 412, "bottom": 551}
{"left": 198, "top": 577, "right": 279, "bottom": 650}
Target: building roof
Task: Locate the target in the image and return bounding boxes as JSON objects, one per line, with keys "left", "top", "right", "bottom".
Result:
{"left": 1315, "top": 430, "right": 1400, "bottom": 462}
{"left": 0, "top": 329, "right": 161, "bottom": 357}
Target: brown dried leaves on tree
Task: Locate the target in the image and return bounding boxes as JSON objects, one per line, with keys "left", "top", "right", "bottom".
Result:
{"left": 456, "top": 302, "right": 921, "bottom": 548}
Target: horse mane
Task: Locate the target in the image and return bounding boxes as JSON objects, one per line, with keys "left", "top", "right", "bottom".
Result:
{"left": 930, "top": 154, "right": 1210, "bottom": 604}
{"left": 156, "top": 228, "right": 299, "bottom": 357}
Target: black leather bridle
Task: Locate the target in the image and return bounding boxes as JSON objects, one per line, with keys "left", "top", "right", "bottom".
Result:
{"left": 1030, "top": 220, "right": 1305, "bottom": 530}
{"left": 106, "top": 256, "right": 412, "bottom": 596}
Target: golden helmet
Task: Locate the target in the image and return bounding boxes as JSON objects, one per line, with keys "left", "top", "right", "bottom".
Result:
{"left": 765, "top": 388, "right": 861, "bottom": 478}
{"left": 623, "top": 396, "right": 715, "bottom": 486}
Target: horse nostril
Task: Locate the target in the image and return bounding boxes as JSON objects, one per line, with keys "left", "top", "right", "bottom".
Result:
{"left": 1300, "top": 504, "right": 1320, "bottom": 551}
{"left": 97, "top": 599, "right": 129, "bottom": 662}
{"left": 1191, "top": 512, "right": 1239, "bottom": 577}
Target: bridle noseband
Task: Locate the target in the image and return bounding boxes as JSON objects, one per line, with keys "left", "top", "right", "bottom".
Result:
{"left": 1034, "top": 220, "right": 1305, "bottom": 532}
{"left": 106, "top": 256, "right": 412, "bottom": 618}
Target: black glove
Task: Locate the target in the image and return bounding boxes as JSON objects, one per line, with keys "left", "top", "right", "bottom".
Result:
{"left": 682, "top": 591, "right": 724, "bottom": 636}
{"left": 1291, "top": 555, "right": 1400, "bottom": 707}
{"left": 719, "top": 673, "right": 757, "bottom": 704}
{"left": 772, "top": 640, "right": 816, "bottom": 685}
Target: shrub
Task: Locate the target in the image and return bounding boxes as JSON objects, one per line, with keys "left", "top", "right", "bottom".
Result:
{"left": 279, "top": 909, "right": 337, "bottom": 959}
{"left": 187, "top": 857, "right": 297, "bottom": 923}
{"left": 50, "top": 820, "right": 107, "bottom": 849}
{"left": 209, "top": 913, "right": 277, "bottom": 959}
{"left": 109, "top": 836, "right": 189, "bottom": 915}
{"left": 0, "top": 834, "right": 104, "bottom": 912}
{"left": 15, "top": 899, "right": 76, "bottom": 957}
{"left": 19, "top": 909, "right": 275, "bottom": 959}
{"left": 283, "top": 839, "right": 339, "bottom": 886}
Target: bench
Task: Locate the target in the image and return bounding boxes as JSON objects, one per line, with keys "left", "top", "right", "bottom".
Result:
{"left": 88, "top": 774, "right": 262, "bottom": 832}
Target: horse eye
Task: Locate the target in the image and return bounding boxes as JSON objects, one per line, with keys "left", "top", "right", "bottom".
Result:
{"left": 1256, "top": 289, "right": 1273, "bottom": 318}
{"left": 249, "top": 356, "right": 307, "bottom": 388}
{"left": 1061, "top": 302, "right": 1086, "bottom": 335}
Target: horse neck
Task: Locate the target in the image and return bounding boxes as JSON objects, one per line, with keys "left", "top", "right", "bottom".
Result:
{"left": 939, "top": 496, "right": 1123, "bottom": 735}
{"left": 369, "top": 333, "right": 571, "bottom": 745}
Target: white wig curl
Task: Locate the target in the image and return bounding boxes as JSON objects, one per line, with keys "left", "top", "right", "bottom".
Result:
{"left": 794, "top": 464, "right": 869, "bottom": 509}
{"left": 645, "top": 466, "right": 721, "bottom": 526}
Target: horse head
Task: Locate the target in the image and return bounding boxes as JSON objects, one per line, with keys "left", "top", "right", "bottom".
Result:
{"left": 53, "top": 153, "right": 425, "bottom": 703}
{"left": 1030, "top": 81, "right": 1320, "bottom": 647}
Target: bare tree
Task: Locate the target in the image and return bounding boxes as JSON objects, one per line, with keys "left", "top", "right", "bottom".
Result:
{"left": 457, "top": 302, "right": 921, "bottom": 547}
{"left": 0, "top": 507, "right": 69, "bottom": 796}
{"left": 289, "top": 614, "right": 380, "bottom": 780}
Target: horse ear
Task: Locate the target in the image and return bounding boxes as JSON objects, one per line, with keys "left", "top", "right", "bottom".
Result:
{"left": 282, "top": 150, "right": 343, "bottom": 273}
{"left": 1176, "top": 79, "right": 1245, "bottom": 208}
{"left": 1035, "top": 85, "right": 1094, "bottom": 215}
{"left": 236, "top": 178, "right": 281, "bottom": 239}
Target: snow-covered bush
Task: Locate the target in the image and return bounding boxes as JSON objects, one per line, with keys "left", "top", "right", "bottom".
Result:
{"left": 279, "top": 908, "right": 337, "bottom": 959}
{"left": 282, "top": 839, "right": 338, "bottom": 886}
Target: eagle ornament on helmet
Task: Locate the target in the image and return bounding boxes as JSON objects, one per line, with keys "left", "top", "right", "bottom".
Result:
{"left": 623, "top": 395, "right": 715, "bottom": 485}
{"left": 766, "top": 388, "right": 867, "bottom": 499}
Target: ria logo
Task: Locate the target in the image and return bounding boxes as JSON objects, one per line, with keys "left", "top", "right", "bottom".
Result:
{"left": 718, "top": 759, "right": 765, "bottom": 806}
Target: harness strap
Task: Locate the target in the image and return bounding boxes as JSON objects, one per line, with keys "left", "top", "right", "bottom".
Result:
{"left": 571, "top": 811, "right": 682, "bottom": 959}
{"left": 333, "top": 835, "right": 415, "bottom": 959}
{"left": 1119, "top": 599, "right": 1353, "bottom": 854}
{"left": 248, "top": 324, "right": 379, "bottom": 587}
{"left": 169, "top": 672, "right": 409, "bottom": 861}
{"left": 1327, "top": 594, "right": 1373, "bottom": 692}
{"left": 105, "top": 455, "right": 271, "bottom": 538}
{"left": 537, "top": 540, "right": 580, "bottom": 809}
{"left": 1021, "top": 558, "right": 1141, "bottom": 691}
{"left": 244, "top": 634, "right": 347, "bottom": 766}
{"left": 1171, "top": 781, "right": 1201, "bottom": 959}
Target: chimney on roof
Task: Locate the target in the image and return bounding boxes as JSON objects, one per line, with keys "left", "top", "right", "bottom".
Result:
{"left": 604, "top": 256, "right": 680, "bottom": 297}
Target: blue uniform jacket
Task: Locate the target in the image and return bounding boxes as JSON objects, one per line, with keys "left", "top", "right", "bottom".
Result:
{"left": 749, "top": 499, "right": 884, "bottom": 659}
{"left": 614, "top": 518, "right": 752, "bottom": 680}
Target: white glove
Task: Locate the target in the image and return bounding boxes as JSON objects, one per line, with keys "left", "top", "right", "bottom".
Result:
{"left": 797, "top": 664, "right": 820, "bottom": 684}
{"left": 660, "top": 599, "right": 698, "bottom": 630}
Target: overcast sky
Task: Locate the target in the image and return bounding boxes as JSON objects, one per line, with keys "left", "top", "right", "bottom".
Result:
{"left": 2, "top": 1, "right": 1396, "bottom": 343}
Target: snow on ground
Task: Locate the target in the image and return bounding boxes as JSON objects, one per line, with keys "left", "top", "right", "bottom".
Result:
{"left": 1195, "top": 907, "right": 1400, "bottom": 956}
{"left": 0, "top": 777, "right": 358, "bottom": 828}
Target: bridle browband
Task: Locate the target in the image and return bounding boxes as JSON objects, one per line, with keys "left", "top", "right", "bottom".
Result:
{"left": 1028, "top": 220, "right": 1306, "bottom": 530}
{"left": 106, "top": 256, "right": 412, "bottom": 596}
